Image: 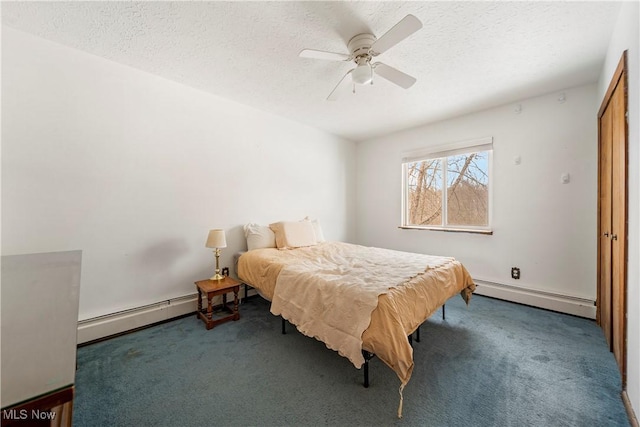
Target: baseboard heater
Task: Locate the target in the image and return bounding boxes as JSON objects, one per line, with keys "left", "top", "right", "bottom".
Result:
{"left": 77, "top": 280, "right": 595, "bottom": 344}
{"left": 474, "top": 279, "right": 596, "bottom": 319}
{"left": 77, "top": 294, "right": 199, "bottom": 344}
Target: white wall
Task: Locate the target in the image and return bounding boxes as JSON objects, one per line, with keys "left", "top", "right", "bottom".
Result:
{"left": 356, "top": 84, "right": 598, "bottom": 301}
{"left": 1, "top": 28, "right": 357, "bottom": 321}
{"left": 597, "top": 0, "right": 640, "bottom": 418}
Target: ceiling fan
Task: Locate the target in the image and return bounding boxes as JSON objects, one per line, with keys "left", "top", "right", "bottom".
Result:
{"left": 299, "top": 14, "right": 423, "bottom": 100}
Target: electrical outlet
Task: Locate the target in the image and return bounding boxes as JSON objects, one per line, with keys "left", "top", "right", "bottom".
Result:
{"left": 511, "top": 267, "right": 520, "bottom": 280}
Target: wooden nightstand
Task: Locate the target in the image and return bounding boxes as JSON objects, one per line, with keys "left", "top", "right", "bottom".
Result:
{"left": 195, "top": 277, "right": 240, "bottom": 330}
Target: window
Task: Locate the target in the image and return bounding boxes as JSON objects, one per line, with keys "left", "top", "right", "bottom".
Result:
{"left": 401, "top": 137, "right": 492, "bottom": 233}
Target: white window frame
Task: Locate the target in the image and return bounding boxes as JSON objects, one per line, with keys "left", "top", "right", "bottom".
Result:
{"left": 401, "top": 137, "right": 493, "bottom": 234}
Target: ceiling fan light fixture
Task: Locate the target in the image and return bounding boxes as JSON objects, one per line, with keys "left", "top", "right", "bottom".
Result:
{"left": 351, "top": 63, "right": 372, "bottom": 85}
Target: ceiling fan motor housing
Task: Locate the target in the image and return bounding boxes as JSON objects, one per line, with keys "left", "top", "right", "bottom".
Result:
{"left": 348, "top": 33, "right": 377, "bottom": 59}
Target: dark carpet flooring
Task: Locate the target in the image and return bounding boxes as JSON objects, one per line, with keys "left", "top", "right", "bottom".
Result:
{"left": 74, "top": 294, "right": 629, "bottom": 426}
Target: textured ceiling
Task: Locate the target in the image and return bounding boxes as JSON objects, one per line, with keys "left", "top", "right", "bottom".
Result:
{"left": 2, "top": 1, "right": 621, "bottom": 141}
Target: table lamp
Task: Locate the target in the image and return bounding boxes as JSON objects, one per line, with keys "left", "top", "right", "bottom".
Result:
{"left": 205, "top": 229, "right": 227, "bottom": 280}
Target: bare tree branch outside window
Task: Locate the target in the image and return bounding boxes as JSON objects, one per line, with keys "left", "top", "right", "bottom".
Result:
{"left": 406, "top": 151, "right": 489, "bottom": 227}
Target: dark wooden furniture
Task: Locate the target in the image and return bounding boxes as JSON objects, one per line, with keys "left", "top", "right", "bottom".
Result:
{"left": 195, "top": 277, "right": 240, "bottom": 330}
{"left": 1, "top": 386, "right": 73, "bottom": 426}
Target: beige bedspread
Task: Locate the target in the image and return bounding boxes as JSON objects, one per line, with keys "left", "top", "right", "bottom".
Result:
{"left": 238, "top": 242, "right": 475, "bottom": 391}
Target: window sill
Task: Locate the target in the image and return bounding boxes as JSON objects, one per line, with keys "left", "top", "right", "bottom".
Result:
{"left": 398, "top": 225, "right": 493, "bottom": 235}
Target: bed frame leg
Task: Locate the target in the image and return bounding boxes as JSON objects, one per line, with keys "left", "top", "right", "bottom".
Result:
{"left": 281, "top": 317, "right": 286, "bottom": 335}
{"left": 362, "top": 350, "right": 374, "bottom": 388}
{"left": 363, "top": 359, "right": 369, "bottom": 388}
{"left": 412, "top": 303, "right": 443, "bottom": 344}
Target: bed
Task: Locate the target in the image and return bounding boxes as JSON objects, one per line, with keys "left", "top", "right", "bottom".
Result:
{"left": 237, "top": 220, "right": 475, "bottom": 417}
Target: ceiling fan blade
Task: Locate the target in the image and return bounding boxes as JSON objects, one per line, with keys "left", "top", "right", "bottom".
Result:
{"left": 370, "top": 14, "right": 423, "bottom": 56}
{"left": 373, "top": 63, "right": 416, "bottom": 89}
{"left": 299, "top": 49, "right": 351, "bottom": 62}
{"left": 327, "top": 69, "right": 354, "bottom": 101}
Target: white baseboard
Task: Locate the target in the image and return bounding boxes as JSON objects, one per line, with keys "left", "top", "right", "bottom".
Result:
{"left": 77, "top": 294, "right": 198, "bottom": 344}
{"left": 474, "top": 279, "right": 596, "bottom": 319}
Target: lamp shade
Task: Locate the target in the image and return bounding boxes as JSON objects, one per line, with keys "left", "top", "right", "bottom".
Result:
{"left": 205, "top": 229, "right": 227, "bottom": 249}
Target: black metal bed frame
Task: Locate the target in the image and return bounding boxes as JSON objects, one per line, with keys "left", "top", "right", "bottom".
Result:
{"left": 280, "top": 303, "right": 446, "bottom": 388}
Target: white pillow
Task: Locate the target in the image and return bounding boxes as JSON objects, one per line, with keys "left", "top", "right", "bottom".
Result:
{"left": 269, "top": 221, "right": 317, "bottom": 249}
{"left": 302, "top": 217, "right": 325, "bottom": 242}
{"left": 243, "top": 223, "right": 276, "bottom": 251}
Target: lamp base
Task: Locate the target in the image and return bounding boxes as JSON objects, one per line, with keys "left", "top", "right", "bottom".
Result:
{"left": 211, "top": 249, "right": 224, "bottom": 281}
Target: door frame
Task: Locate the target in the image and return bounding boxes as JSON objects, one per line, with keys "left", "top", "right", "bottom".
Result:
{"left": 596, "top": 50, "right": 628, "bottom": 386}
